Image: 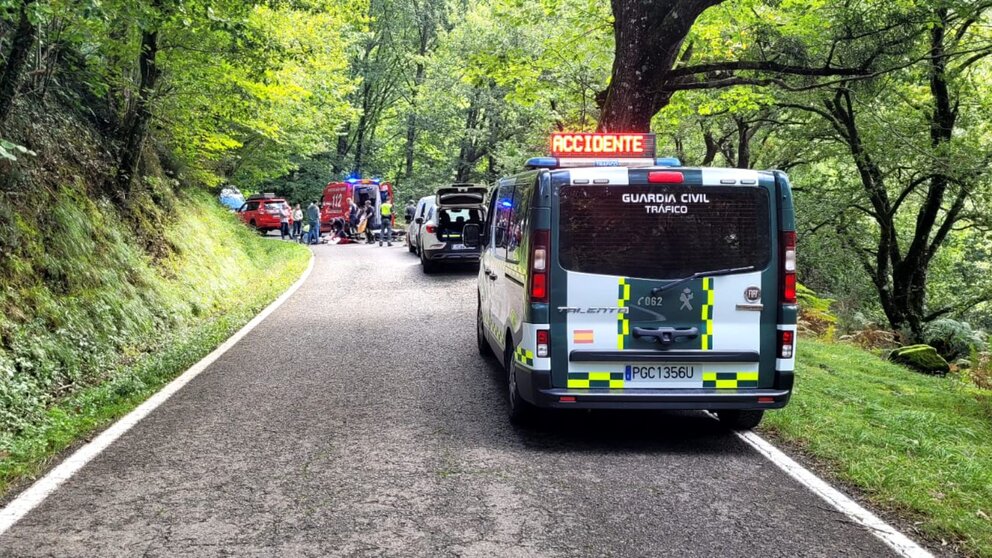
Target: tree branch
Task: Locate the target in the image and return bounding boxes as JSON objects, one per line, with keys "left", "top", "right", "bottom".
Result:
{"left": 668, "top": 60, "right": 871, "bottom": 79}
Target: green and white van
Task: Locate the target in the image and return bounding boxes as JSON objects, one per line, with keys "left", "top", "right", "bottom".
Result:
{"left": 464, "top": 133, "right": 798, "bottom": 429}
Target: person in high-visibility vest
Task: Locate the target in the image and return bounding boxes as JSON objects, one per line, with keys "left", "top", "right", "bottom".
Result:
{"left": 379, "top": 196, "right": 394, "bottom": 247}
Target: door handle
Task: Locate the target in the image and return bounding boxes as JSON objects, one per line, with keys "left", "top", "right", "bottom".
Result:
{"left": 632, "top": 326, "right": 699, "bottom": 346}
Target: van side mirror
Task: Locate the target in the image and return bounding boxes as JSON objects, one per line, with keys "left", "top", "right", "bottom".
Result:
{"left": 463, "top": 224, "right": 481, "bottom": 248}
{"left": 415, "top": 217, "right": 424, "bottom": 225}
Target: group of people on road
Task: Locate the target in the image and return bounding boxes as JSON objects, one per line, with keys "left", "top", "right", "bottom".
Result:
{"left": 277, "top": 201, "right": 322, "bottom": 244}
{"left": 347, "top": 196, "right": 395, "bottom": 247}
{"left": 273, "top": 194, "right": 411, "bottom": 247}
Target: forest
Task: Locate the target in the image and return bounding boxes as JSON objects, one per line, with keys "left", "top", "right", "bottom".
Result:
{"left": 3, "top": 0, "right": 989, "bottom": 345}
{"left": 2, "top": 1, "right": 992, "bottom": 553}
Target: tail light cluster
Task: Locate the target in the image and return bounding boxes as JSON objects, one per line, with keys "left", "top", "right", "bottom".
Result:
{"left": 529, "top": 230, "right": 549, "bottom": 303}
{"left": 536, "top": 329, "right": 550, "bottom": 358}
{"left": 425, "top": 224, "right": 437, "bottom": 234}
{"left": 778, "top": 329, "right": 795, "bottom": 359}
{"left": 782, "top": 231, "right": 797, "bottom": 304}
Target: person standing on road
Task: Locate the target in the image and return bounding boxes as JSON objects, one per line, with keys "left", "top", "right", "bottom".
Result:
{"left": 379, "top": 196, "right": 394, "bottom": 247}
{"left": 404, "top": 199, "right": 415, "bottom": 224}
{"left": 278, "top": 204, "right": 290, "bottom": 240}
{"left": 292, "top": 203, "right": 303, "bottom": 239}
{"left": 306, "top": 201, "right": 321, "bottom": 245}
{"left": 362, "top": 200, "right": 375, "bottom": 244}
{"left": 347, "top": 197, "right": 359, "bottom": 237}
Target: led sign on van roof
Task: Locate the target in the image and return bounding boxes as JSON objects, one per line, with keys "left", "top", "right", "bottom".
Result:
{"left": 550, "top": 133, "right": 656, "bottom": 159}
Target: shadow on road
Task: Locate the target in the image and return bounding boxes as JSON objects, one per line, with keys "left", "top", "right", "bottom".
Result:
{"left": 471, "top": 356, "right": 743, "bottom": 457}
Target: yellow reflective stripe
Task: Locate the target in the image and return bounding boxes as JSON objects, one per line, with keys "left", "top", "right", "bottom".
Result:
{"left": 588, "top": 372, "right": 613, "bottom": 381}
{"left": 568, "top": 379, "right": 590, "bottom": 388}
{"left": 715, "top": 379, "right": 738, "bottom": 389}
{"left": 703, "top": 372, "right": 718, "bottom": 382}
{"left": 617, "top": 334, "right": 625, "bottom": 349}
{"left": 609, "top": 380, "right": 625, "bottom": 389}
{"left": 738, "top": 372, "right": 759, "bottom": 382}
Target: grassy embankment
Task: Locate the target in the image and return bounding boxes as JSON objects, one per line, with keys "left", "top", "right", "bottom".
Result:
{"left": 0, "top": 186, "right": 309, "bottom": 498}
{"left": 764, "top": 339, "right": 992, "bottom": 556}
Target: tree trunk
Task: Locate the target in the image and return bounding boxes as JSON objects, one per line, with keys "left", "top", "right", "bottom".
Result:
{"left": 353, "top": 109, "right": 368, "bottom": 176}
{"left": 404, "top": 10, "right": 433, "bottom": 180}
{"left": 453, "top": 90, "right": 482, "bottom": 182}
{"left": 597, "top": 0, "right": 722, "bottom": 132}
{"left": 735, "top": 117, "right": 751, "bottom": 168}
{"left": 0, "top": 0, "right": 38, "bottom": 124}
{"left": 111, "top": 22, "right": 161, "bottom": 200}
{"left": 404, "top": 59, "right": 425, "bottom": 179}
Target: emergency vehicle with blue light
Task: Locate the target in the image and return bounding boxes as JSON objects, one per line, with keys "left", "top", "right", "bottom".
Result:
{"left": 320, "top": 178, "right": 395, "bottom": 233}
{"left": 464, "top": 132, "right": 798, "bottom": 429}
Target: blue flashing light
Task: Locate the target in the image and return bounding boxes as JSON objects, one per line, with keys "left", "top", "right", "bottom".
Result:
{"left": 347, "top": 178, "right": 359, "bottom": 184}
{"left": 525, "top": 157, "right": 559, "bottom": 169}
{"left": 499, "top": 199, "right": 513, "bottom": 208}
{"left": 655, "top": 157, "right": 682, "bottom": 167}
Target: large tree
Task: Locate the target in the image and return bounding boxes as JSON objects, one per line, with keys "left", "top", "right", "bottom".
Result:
{"left": 597, "top": 0, "right": 884, "bottom": 132}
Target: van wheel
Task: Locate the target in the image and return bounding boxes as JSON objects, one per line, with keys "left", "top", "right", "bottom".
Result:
{"left": 407, "top": 236, "right": 415, "bottom": 253}
{"left": 505, "top": 341, "right": 534, "bottom": 425}
{"left": 477, "top": 302, "right": 493, "bottom": 359}
{"left": 716, "top": 410, "right": 764, "bottom": 430}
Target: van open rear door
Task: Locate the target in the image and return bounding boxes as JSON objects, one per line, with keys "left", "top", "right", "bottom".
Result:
{"left": 550, "top": 173, "right": 777, "bottom": 393}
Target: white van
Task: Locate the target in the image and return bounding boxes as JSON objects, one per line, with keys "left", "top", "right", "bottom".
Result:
{"left": 465, "top": 133, "right": 798, "bottom": 429}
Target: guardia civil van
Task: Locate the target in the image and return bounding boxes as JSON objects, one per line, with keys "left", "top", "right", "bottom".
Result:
{"left": 463, "top": 133, "right": 798, "bottom": 429}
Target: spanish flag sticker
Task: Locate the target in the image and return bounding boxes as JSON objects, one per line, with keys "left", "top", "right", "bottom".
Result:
{"left": 574, "top": 330, "right": 594, "bottom": 344}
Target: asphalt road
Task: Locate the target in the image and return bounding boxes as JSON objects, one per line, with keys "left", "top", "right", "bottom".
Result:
{"left": 0, "top": 243, "right": 898, "bottom": 557}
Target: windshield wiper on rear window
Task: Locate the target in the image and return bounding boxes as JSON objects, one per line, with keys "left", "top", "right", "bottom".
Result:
{"left": 650, "top": 266, "right": 756, "bottom": 296}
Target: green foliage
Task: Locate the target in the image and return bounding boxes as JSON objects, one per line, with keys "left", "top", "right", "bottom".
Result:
{"left": 765, "top": 339, "right": 992, "bottom": 556}
{"left": 0, "top": 185, "right": 309, "bottom": 447}
{"left": 923, "top": 319, "right": 987, "bottom": 361}
{"left": 0, "top": 139, "right": 35, "bottom": 161}
{"left": 796, "top": 283, "right": 837, "bottom": 339}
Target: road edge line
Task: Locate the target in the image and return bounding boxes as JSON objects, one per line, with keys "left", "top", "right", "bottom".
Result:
{"left": 735, "top": 428, "right": 933, "bottom": 558}
{"left": 0, "top": 251, "right": 316, "bottom": 536}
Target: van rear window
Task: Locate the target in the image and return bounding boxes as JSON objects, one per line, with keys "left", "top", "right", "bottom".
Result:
{"left": 558, "top": 185, "right": 771, "bottom": 280}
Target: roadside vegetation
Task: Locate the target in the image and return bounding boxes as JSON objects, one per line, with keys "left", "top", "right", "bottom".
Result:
{"left": 762, "top": 292, "right": 992, "bottom": 556}
{"left": 0, "top": 186, "right": 308, "bottom": 497}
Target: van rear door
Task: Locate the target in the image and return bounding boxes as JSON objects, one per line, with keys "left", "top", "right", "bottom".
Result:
{"left": 551, "top": 169, "right": 776, "bottom": 391}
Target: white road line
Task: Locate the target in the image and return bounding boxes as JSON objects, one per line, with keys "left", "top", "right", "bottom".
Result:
{"left": 0, "top": 252, "right": 316, "bottom": 536}
{"left": 735, "top": 428, "right": 933, "bottom": 558}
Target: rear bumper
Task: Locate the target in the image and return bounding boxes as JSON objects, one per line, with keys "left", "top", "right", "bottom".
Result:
{"left": 423, "top": 247, "right": 481, "bottom": 262}
{"left": 515, "top": 366, "right": 792, "bottom": 410}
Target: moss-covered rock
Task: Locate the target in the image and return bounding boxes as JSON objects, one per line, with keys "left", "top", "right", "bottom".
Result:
{"left": 889, "top": 344, "right": 951, "bottom": 376}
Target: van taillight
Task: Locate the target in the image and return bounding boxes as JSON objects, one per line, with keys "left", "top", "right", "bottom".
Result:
{"left": 530, "top": 230, "right": 550, "bottom": 303}
{"left": 778, "top": 330, "right": 795, "bottom": 359}
{"left": 536, "top": 329, "right": 550, "bottom": 358}
{"left": 782, "top": 231, "right": 797, "bottom": 304}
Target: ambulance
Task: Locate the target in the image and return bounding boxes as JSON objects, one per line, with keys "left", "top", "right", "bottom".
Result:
{"left": 464, "top": 133, "right": 797, "bottom": 429}
{"left": 320, "top": 178, "right": 394, "bottom": 233}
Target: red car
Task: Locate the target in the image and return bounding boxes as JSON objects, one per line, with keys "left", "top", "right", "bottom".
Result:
{"left": 237, "top": 194, "right": 293, "bottom": 233}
